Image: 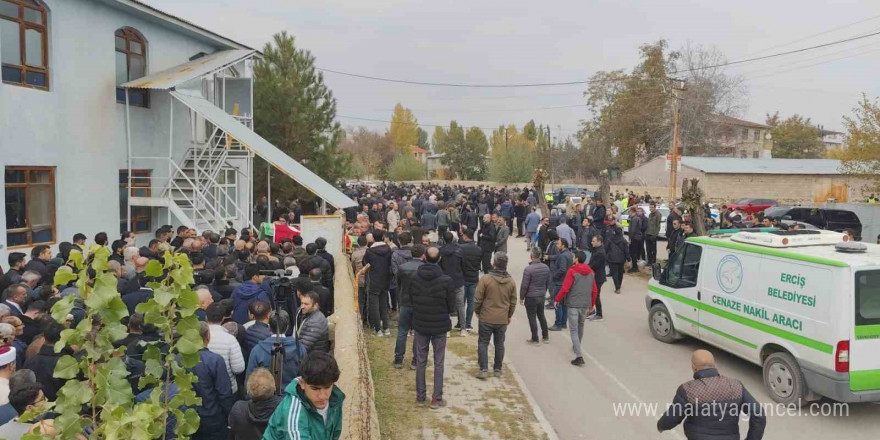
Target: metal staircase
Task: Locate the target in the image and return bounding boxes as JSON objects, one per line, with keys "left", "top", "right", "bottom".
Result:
{"left": 161, "top": 115, "right": 253, "bottom": 232}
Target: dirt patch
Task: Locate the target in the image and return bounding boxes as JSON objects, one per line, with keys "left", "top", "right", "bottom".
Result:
{"left": 367, "top": 329, "right": 550, "bottom": 440}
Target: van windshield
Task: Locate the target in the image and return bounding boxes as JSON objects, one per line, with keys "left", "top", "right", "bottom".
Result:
{"left": 856, "top": 270, "right": 880, "bottom": 326}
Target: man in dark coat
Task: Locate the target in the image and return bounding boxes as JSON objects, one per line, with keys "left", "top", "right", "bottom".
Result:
{"left": 478, "top": 214, "right": 496, "bottom": 275}
{"left": 459, "top": 229, "right": 483, "bottom": 332}
{"left": 363, "top": 230, "right": 393, "bottom": 335}
{"left": 297, "top": 244, "right": 332, "bottom": 290}
{"left": 410, "top": 247, "right": 456, "bottom": 408}
{"left": 23, "top": 321, "right": 70, "bottom": 401}
{"left": 587, "top": 235, "right": 607, "bottom": 321}
{"left": 438, "top": 232, "right": 466, "bottom": 334}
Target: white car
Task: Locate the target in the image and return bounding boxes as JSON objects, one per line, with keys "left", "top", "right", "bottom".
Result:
{"left": 621, "top": 204, "right": 669, "bottom": 238}
{"left": 553, "top": 196, "right": 583, "bottom": 214}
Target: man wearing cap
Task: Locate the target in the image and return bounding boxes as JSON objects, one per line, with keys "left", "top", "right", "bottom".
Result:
{"left": 0, "top": 346, "right": 15, "bottom": 405}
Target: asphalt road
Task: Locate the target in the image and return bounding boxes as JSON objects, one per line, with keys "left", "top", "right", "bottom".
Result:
{"left": 500, "top": 236, "right": 880, "bottom": 440}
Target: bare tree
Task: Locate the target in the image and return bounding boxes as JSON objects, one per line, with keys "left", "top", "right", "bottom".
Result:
{"left": 339, "top": 126, "right": 395, "bottom": 179}
{"left": 675, "top": 43, "right": 749, "bottom": 156}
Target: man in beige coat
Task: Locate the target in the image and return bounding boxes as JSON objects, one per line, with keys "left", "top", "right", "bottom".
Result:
{"left": 474, "top": 252, "right": 517, "bottom": 379}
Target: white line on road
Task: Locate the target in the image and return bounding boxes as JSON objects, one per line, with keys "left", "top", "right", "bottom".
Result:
{"left": 580, "top": 347, "right": 686, "bottom": 440}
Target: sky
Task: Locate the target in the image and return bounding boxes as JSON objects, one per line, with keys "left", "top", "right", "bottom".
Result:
{"left": 150, "top": 0, "right": 880, "bottom": 141}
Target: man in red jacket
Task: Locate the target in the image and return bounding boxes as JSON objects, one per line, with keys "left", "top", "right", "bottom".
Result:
{"left": 554, "top": 250, "right": 597, "bottom": 366}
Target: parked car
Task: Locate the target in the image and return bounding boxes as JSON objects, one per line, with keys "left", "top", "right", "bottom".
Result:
{"left": 764, "top": 206, "right": 863, "bottom": 240}
{"left": 553, "top": 196, "right": 583, "bottom": 214}
{"left": 727, "top": 198, "right": 778, "bottom": 214}
{"left": 621, "top": 204, "right": 669, "bottom": 238}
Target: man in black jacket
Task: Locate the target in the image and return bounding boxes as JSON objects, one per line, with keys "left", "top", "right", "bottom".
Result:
{"left": 297, "top": 244, "right": 332, "bottom": 290}
{"left": 459, "top": 229, "right": 483, "bottom": 332}
{"left": 587, "top": 235, "right": 607, "bottom": 321}
{"left": 23, "top": 320, "right": 70, "bottom": 401}
{"left": 363, "top": 231, "right": 393, "bottom": 336}
{"left": 23, "top": 246, "right": 53, "bottom": 286}
{"left": 658, "top": 350, "right": 766, "bottom": 440}
{"left": 410, "top": 247, "right": 456, "bottom": 409}
{"left": 439, "top": 232, "right": 466, "bottom": 335}
{"left": 478, "top": 214, "right": 496, "bottom": 275}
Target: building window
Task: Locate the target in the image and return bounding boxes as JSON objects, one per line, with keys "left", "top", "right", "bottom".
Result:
{"left": 740, "top": 150, "right": 747, "bottom": 158}
{"left": 119, "top": 170, "right": 152, "bottom": 233}
{"left": 753, "top": 151, "right": 760, "bottom": 158}
{"left": 5, "top": 166, "right": 55, "bottom": 247}
{"left": 0, "top": 0, "right": 48, "bottom": 89}
{"left": 754, "top": 130, "right": 761, "bottom": 141}
{"left": 740, "top": 128, "right": 749, "bottom": 141}
{"left": 214, "top": 168, "right": 238, "bottom": 220}
{"left": 115, "top": 27, "right": 148, "bottom": 107}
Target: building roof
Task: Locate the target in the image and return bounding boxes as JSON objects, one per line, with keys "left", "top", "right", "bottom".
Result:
{"left": 681, "top": 157, "right": 843, "bottom": 175}
{"left": 122, "top": 49, "right": 255, "bottom": 89}
{"left": 411, "top": 146, "right": 429, "bottom": 154}
{"left": 171, "top": 91, "right": 356, "bottom": 209}
{"left": 98, "top": 0, "right": 253, "bottom": 50}
{"left": 711, "top": 115, "right": 769, "bottom": 129}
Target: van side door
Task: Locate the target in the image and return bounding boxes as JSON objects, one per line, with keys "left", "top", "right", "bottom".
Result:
{"left": 656, "top": 243, "right": 704, "bottom": 337}
{"left": 852, "top": 270, "right": 880, "bottom": 392}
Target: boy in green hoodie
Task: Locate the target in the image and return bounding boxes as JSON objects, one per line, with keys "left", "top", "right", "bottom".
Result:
{"left": 262, "top": 351, "right": 346, "bottom": 440}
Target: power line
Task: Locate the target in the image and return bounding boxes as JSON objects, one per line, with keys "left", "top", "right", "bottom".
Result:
{"left": 336, "top": 114, "right": 580, "bottom": 134}
{"left": 736, "top": 13, "right": 880, "bottom": 58}
{"left": 320, "top": 29, "right": 880, "bottom": 88}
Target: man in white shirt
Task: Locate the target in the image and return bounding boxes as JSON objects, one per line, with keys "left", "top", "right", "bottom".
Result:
{"left": 0, "top": 346, "right": 15, "bottom": 405}
{"left": 205, "top": 303, "right": 245, "bottom": 394}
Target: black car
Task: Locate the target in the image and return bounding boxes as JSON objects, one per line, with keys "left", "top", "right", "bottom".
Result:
{"left": 764, "top": 206, "right": 862, "bottom": 240}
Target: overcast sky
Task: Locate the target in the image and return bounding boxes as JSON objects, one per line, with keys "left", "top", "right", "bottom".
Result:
{"left": 152, "top": 0, "right": 880, "bottom": 140}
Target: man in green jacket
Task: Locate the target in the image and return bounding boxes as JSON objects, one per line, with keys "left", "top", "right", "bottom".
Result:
{"left": 646, "top": 202, "right": 663, "bottom": 265}
{"left": 262, "top": 352, "right": 346, "bottom": 440}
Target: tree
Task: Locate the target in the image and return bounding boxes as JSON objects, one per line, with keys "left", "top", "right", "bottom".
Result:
{"left": 432, "top": 126, "right": 448, "bottom": 154}
{"left": 387, "top": 151, "right": 425, "bottom": 181}
{"left": 416, "top": 127, "right": 430, "bottom": 150}
{"left": 388, "top": 103, "right": 419, "bottom": 149}
{"left": 583, "top": 41, "right": 674, "bottom": 168}
{"left": 765, "top": 112, "right": 824, "bottom": 158}
{"left": 26, "top": 247, "right": 203, "bottom": 439}
{"left": 839, "top": 94, "right": 880, "bottom": 191}
{"left": 523, "top": 120, "right": 538, "bottom": 143}
{"left": 440, "top": 122, "right": 488, "bottom": 179}
{"left": 254, "top": 32, "right": 350, "bottom": 200}
{"left": 491, "top": 125, "right": 535, "bottom": 183}
{"left": 339, "top": 127, "right": 394, "bottom": 179}
{"left": 675, "top": 43, "right": 749, "bottom": 156}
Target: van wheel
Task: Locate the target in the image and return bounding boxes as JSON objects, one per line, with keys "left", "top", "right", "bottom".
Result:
{"left": 763, "top": 352, "right": 807, "bottom": 406}
{"left": 649, "top": 304, "right": 678, "bottom": 344}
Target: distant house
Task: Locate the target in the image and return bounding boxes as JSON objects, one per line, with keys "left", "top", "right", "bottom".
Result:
{"left": 411, "top": 146, "right": 429, "bottom": 164}
{"left": 620, "top": 157, "right": 871, "bottom": 203}
{"left": 687, "top": 115, "right": 773, "bottom": 159}
{"left": 819, "top": 129, "right": 846, "bottom": 151}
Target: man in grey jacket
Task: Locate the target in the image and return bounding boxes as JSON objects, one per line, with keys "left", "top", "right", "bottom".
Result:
{"left": 295, "top": 292, "right": 330, "bottom": 353}
{"left": 553, "top": 251, "right": 597, "bottom": 366}
{"left": 494, "top": 216, "right": 510, "bottom": 254}
{"left": 520, "top": 247, "right": 551, "bottom": 344}
{"left": 394, "top": 244, "right": 425, "bottom": 369}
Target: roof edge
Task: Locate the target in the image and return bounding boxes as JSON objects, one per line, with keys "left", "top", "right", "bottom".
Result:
{"left": 108, "top": 0, "right": 253, "bottom": 50}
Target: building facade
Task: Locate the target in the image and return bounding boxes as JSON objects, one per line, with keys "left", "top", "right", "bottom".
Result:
{"left": 1, "top": 0, "right": 353, "bottom": 265}
{"left": 694, "top": 115, "right": 773, "bottom": 159}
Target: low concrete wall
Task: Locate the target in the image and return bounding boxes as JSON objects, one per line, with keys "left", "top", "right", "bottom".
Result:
{"left": 331, "top": 254, "right": 380, "bottom": 440}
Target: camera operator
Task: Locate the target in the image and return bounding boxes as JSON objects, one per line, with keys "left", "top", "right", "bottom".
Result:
{"left": 232, "top": 264, "right": 273, "bottom": 325}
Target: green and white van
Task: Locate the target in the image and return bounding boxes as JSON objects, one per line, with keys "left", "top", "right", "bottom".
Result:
{"left": 646, "top": 229, "right": 880, "bottom": 404}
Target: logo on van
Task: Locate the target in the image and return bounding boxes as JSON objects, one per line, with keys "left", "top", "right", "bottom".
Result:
{"left": 717, "top": 255, "right": 743, "bottom": 294}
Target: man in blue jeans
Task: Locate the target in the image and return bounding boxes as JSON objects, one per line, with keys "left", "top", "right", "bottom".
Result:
{"left": 459, "top": 229, "right": 483, "bottom": 332}
{"left": 549, "top": 239, "right": 573, "bottom": 331}
{"left": 393, "top": 244, "right": 425, "bottom": 369}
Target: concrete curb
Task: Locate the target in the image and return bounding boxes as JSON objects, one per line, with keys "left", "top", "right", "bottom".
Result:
{"left": 506, "top": 359, "right": 561, "bottom": 440}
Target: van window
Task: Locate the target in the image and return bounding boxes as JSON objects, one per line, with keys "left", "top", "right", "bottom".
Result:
{"left": 664, "top": 244, "right": 702, "bottom": 288}
{"left": 856, "top": 270, "right": 880, "bottom": 325}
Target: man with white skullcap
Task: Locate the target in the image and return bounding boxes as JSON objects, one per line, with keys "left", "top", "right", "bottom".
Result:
{"left": 0, "top": 346, "right": 16, "bottom": 405}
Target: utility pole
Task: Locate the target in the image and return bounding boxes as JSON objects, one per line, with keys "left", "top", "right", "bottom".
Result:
{"left": 505, "top": 127, "right": 508, "bottom": 153}
{"left": 668, "top": 79, "right": 686, "bottom": 204}
{"left": 548, "top": 125, "right": 554, "bottom": 191}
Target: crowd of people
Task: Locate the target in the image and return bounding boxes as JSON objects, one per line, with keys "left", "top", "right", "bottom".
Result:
{"left": 0, "top": 223, "right": 346, "bottom": 440}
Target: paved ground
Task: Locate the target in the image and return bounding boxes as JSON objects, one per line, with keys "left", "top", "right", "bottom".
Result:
{"left": 501, "top": 236, "right": 880, "bottom": 440}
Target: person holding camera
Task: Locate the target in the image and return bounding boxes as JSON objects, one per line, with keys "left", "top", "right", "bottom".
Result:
{"left": 246, "top": 310, "right": 306, "bottom": 390}
{"left": 231, "top": 264, "right": 273, "bottom": 325}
